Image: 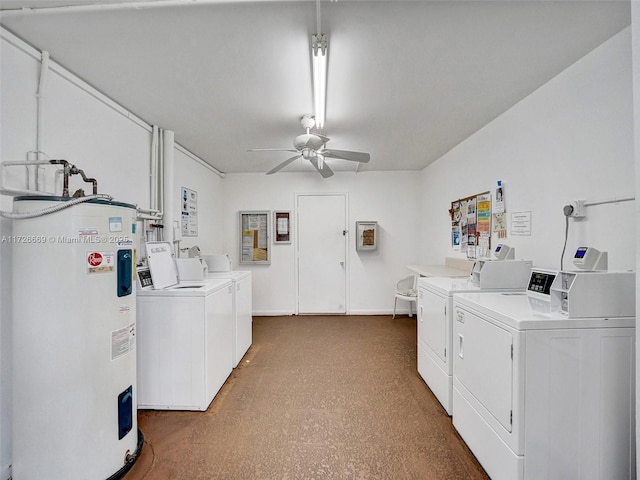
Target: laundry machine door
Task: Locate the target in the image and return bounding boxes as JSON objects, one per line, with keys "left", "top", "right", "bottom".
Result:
{"left": 454, "top": 306, "right": 514, "bottom": 433}
{"left": 421, "top": 288, "right": 448, "bottom": 364}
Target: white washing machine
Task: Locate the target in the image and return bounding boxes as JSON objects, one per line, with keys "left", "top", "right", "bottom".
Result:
{"left": 137, "top": 278, "right": 233, "bottom": 410}
{"left": 136, "top": 243, "right": 234, "bottom": 410}
{"left": 207, "top": 270, "right": 252, "bottom": 367}
{"left": 417, "top": 259, "right": 534, "bottom": 415}
{"left": 451, "top": 271, "right": 636, "bottom": 480}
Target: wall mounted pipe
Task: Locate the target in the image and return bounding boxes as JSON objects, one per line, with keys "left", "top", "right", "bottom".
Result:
{"left": 36, "top": 51, "right": 49, "bottom": 155}
{"left": 0, "top": 160, "right": 57, "bottom": 196}
{"left": 1, "top": 160, "right": 51, "bottom": 167}
{"left": 583, "top": 196, "right": 635, "bottom": 207}
{"left": 162, "top": 130, "right": 175, "bottom": 245}
{"left": 33, "top": 51, "right": 50, "bottom": 191}
{"left": 26, "top": 151, "right": 38, "bottom": 191}
{"left": 151, "top": 126, "right": 159, "bottom": 212}
{"left": 137, "top": 207, "right": 162, "bottom": 215}
{"left": 1, "top": 0, "right": 286, "bottom": 17}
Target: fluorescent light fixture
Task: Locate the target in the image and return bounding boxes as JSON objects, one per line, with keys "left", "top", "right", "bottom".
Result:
{"left": 312, "top": 33, "right": 327, "bottom": 130}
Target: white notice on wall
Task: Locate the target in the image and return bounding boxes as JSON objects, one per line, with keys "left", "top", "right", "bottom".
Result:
{"left": 181, "top": 187, "right": 198, "bottom": 237}
{"left": 510, "top": 211, "right": 532, "bottom": 236}
{"left": 248, "top": 215, "right": 260, "bottom": 230}
{"left": 277, "top": 218, "right": 289, "bottom": 235}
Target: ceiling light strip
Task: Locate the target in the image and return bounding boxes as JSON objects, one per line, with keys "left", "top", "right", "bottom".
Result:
{"left": 311, "top": 33, "right": 327, "bottom": 130}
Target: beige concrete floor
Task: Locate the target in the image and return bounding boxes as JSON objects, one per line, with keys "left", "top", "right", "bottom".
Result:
{"left": 126, "top": 315, "right": 489, "bottom": 480}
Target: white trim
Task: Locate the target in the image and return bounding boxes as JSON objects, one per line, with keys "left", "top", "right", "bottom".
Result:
{"left": 175, "top": 144, "right": 225, "bottom": 178}
{"left": 346, "top": 310, "right": 403, "bottom": 316}
{"left": 251, "top": 310, "right": 296, "bottom": 317}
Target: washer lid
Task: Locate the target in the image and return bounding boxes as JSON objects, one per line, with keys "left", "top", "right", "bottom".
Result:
{"left": 146, "top": 242, "right": 178, "bottom": 289}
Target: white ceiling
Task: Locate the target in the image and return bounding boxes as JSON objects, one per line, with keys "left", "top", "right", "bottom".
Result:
{"left": 0, "top": 0, "right": 631, "bottom": 175}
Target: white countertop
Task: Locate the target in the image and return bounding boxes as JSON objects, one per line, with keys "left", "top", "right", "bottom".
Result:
{"left": 408, "top": 256, "right": 475, "bottom": 277}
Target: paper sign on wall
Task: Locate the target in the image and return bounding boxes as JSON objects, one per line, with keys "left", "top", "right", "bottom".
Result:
{"left": 181, "top": 187, "right": 198, "bottom": 237}
{"left": 510, "top": 211, "right": 532, "bottom": 236}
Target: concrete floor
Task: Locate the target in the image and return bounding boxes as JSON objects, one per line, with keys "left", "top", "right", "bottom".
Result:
{"left": 126, "top": 315, "right": 489, "bottom": 480}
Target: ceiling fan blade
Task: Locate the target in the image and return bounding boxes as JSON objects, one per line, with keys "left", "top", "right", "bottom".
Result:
{"left": 321, "top": 149, "right": 370, "bottom": 163}
{"left": 266, "top": 154, "right": 301, "bottom": 175}
{"left": 248, "top": 148, "right": 298, "bottom": 153}
{"left": 309, "top": 157, "right": 334, "bottom": 178}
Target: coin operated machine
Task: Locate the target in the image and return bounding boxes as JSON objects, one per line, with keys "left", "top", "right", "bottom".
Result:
{"left": 550, "top": 247, "right": 635, "bottom": 318}
{"left": 493, "top": 243, "right": 515, "bottom": 260}
{"left": 470, "top": 244, "right": 532, "bottom": 290}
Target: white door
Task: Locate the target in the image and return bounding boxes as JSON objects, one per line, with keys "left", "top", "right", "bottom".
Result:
{"left": 297, "top": 194, "right": 347, "bottom": 314}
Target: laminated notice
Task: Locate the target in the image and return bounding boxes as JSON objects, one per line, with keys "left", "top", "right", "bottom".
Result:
{"left": 111, "top": 323, "right": 136, "bottom": 360}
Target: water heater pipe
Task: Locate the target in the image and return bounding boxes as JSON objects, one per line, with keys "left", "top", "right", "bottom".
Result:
{"left": 48, "top": 159, "right": 99, "bottom": 196}
{"left": 0, "top": 194, "right": 112, "bottom": 219}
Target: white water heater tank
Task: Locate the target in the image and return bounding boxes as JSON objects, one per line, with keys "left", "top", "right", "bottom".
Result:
{"left": 11, "top": 196, "right": 142, "bottom": 480}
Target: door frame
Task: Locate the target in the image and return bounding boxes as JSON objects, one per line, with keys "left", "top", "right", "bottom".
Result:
{"left": 294, "top": 192, "right": 349, "bottom": 315}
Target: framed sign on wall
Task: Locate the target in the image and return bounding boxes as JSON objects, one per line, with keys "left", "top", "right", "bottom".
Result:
{"left": 274, "top": 211, "right": 291, "bottom": 244}
{"left": 356, "top": 221, "right": 378, "bottom": 251}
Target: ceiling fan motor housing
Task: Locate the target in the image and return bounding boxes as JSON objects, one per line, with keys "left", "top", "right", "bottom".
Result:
{"left": 294, "top": 133, "right": 325, "bottom": 152}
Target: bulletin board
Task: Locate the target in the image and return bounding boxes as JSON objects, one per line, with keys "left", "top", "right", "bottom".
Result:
{"left": 239, "top": 211, "right": 271, "bottom": 264}
{"left": 450, "top": 191, "right": 491, "bottom": 259}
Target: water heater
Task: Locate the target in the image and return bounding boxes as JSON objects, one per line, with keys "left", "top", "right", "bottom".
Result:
{"left": 11, "top": 196, "right": 142, "bottom": 480}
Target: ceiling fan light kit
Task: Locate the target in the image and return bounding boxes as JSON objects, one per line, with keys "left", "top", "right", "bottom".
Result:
{"left": 248, "top": 115, "right": 371, "bottom": 178}
{"left": 247, "top": 1, "right": 370, "bottom": 178}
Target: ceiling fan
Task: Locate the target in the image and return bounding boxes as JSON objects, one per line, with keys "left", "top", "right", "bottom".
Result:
{"left": 248, "top": 115, "right": 370, "bottom": 178}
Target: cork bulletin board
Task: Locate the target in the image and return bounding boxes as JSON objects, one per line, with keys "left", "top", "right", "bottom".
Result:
{"left": 450, "top": 191, "right": 491, "bottom": 259}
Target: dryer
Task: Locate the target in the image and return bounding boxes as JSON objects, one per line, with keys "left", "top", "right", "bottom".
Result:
{"left": 417, "top": 259, "right": 533, "bottom": 415}
{"left": 451, "top": 270, "right": 635, "bottom": 480}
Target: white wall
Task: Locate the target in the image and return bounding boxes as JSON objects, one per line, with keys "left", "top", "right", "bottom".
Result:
{"left": 0, "top": 29, "right": 223, "bottom": 479}
{"left": 1, "top": 16, "right": 636, "bottom": 480}
{"left": 420, "top": 27, "right": 635, "bottom": 272}
{"left": 173, "top": 147, "right": 225, "bottom": 256}
{"left": 220, "top": 171, "right": 421, "bottom": 315}
{"left": 632, "top": 2, "right": 640, "bottom": 476}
